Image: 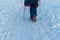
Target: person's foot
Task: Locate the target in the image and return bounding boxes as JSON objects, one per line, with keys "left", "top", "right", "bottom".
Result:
{"left": 30, "top": 15, "right": 36, "bottom": 22}
{"left": 32, "top": 15, "right": 36, "bottom": 21}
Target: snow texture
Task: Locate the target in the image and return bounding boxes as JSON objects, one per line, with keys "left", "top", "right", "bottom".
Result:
{"left": 0, "top": 0, "right": 60, "bottom": 40}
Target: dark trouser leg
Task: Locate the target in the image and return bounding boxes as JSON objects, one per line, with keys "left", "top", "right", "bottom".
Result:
{"left": 30, "top": 4, "right": 37, "bottom": 19}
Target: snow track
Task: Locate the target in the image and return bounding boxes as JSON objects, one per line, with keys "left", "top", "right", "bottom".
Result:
{"left": 0, "top": 0, "right": 60, "bottom": 40}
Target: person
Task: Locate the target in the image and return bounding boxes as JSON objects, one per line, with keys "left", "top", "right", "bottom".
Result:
{"left": 24, "top": 0, "right": 39, "bottom": 22}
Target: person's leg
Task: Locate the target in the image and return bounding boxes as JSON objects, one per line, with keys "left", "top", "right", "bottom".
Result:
{"left": 30, "top": 4, "right": 33, "bottom": 19}
{"left": 30, "top": 4, "right": 37, "bottom": 19}
{"left": 30, "top": 4, "right": 37, "bottom": 22}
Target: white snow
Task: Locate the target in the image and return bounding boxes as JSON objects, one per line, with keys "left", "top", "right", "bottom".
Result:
{"left": 0, "top": 0, "right": 60, "bottom": 40}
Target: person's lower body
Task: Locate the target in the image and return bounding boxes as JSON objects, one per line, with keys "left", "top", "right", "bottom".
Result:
{"left": 30, "top": 4, "right": 37, "bottom": 21}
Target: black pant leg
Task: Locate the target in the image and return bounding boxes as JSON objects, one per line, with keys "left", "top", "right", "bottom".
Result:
{"left": 30, "top": 4, "right": 37, "bottom": 19}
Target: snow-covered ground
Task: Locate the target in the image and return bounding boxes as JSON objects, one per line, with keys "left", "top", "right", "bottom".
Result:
{"left": 0, "top": 0, "right": 60, "bottom": 40}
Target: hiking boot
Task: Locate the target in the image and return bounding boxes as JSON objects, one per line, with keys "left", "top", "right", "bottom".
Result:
{"left": 30, "top": 15, "right": 36, "bottom": 23}
{"left": 33, "top": 15, "right": 36, "bottom": 21}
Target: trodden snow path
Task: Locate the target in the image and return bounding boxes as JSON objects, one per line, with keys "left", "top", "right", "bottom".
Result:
{"left": 0, "top": 0, "right": 60, "bottom": 40}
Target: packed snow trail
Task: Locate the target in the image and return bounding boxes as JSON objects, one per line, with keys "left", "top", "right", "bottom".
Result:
{"left": 0, "top": 0, "right": 60, "bottom": 40}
